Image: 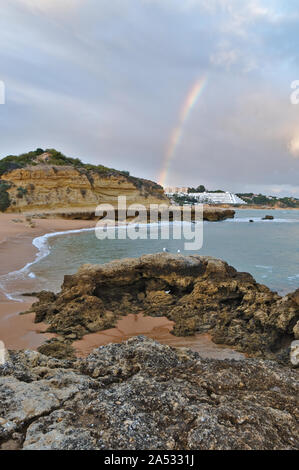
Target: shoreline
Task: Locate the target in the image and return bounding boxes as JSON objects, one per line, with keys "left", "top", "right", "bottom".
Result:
{"left": 0, "top": 214, "right": 96, "bottom": 351}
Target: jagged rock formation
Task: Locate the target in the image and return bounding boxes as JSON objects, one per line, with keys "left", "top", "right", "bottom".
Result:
{"left": 26, "top": 254, "right": 299, "bottom": 362}
{"left": 0, "top": 337, "right": 298, "bottom": 450}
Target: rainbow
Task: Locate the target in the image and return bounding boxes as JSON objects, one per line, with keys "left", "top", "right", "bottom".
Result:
{"left": 158, "top": 76, "right": 207, "bottom": 186}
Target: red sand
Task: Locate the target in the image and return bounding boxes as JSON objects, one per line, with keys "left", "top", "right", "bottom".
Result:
{"left": 73, "top": 313, "right": 244, "bottom": 360}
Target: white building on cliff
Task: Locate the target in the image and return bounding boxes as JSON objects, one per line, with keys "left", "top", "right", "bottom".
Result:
{"left": 165, "top": 190, "right": 246, "bottom": 205}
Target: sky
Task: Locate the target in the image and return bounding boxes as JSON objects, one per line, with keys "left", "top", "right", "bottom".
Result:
{"left": 0, "top": 0, "right": 299, "bottom": 196}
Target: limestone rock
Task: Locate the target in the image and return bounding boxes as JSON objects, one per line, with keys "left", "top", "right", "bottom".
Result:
{"left": 24, "top": 253, "right": 299, "bottom": 363}
{"left": 0, "top": 337, "right": 298, "bottom": 450}
{"left": 1, "top": 165, "right": 168, "bottom": 212}
{"left": 293, "top": 321, "right": 299, "bottom": 340}
{"left": 290, "top": 341, "right": 299, "bottom": 366}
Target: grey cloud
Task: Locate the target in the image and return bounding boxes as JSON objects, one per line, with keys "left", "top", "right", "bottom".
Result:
{"left": 0, "top": 0, "right": 298, "bottom": 196}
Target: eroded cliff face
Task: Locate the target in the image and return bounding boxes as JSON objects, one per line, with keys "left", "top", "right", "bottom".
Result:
{"left": 26, "top": 253, "right": 299, "bottom": 363}
{"left": 1, "top": 165, "right": 168, "bottom": 212}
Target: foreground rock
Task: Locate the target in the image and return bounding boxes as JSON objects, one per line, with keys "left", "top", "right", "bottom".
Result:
{"left": 25, "top": 253, "right": 299, "bottom": 363}
{"left": 0, "top": 337, "right": 298, "bottom": 450}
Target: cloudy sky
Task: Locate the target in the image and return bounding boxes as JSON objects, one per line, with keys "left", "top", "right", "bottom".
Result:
{"left": 0, "top": 0, "right": 299, "bottom": 196}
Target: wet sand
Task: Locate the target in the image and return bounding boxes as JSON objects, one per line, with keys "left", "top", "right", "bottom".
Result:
{"left": 74, "top": 313, "right": 245, "bottom": 360}
{"left": 0, "top": 298, "right": 56, "bottom": 350}
{"left": 0, "top": 213, "right": 95, "bottom": 350}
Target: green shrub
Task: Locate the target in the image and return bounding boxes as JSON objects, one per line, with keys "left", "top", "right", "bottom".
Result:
{"left": 236, "top": 193, "right": 299, "bottom": 208}
{"left": 0, "top": 148, "right": 46, "bottom": 176}
{"left": 173, "top": 194, "right": 197, "bottom": 205}
{"left": 188, "top": 185, "right": 206, "bottom": 193}
{"left": 16, "top": 186, "right": 28, "bottom": 199}
{"left": 0, "top": 148, "right": 151, "bottom": 194}
{"left": 0, "top": 182, "right": 11, "bottom": 211}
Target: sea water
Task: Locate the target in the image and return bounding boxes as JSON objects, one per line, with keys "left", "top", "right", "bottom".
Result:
{"left": 1, "top": 209, "right": 299, "bottom": 299}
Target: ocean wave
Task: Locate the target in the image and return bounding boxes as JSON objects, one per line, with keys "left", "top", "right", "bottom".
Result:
{"left": 255, "top": 265, "right": 273, "bottom": 272}
{"left": 0, "top": 226, "right": 96, "bottom": 302}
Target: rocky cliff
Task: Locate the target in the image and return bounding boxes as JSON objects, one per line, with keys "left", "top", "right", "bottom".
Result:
{"left": 0, "top": 165, "right": 234, "bottom": 221}
{"left": 26, "top": 253, "right": 299, "bottom": 363}
{"left": 1, "top": 164, "right": 168, "bottom": 212}
{"left": 0, "top": 150, "right": 236, "bottom": 221}
{"left": 0, "top": 337, "right": 298, "bottom": 450}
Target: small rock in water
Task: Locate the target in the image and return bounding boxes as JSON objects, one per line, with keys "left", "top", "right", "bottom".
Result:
{"left": 262, "top": 215, "right": 274, "bottom": 220}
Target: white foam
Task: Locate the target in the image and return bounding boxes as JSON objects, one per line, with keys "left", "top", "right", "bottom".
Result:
{"left": 0, "top": 226, "right": 96, "bottom": 302}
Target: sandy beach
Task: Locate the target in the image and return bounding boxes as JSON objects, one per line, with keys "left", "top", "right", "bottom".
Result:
{"left": 0, "top": 212, "right": 246, "bottom": 359}
{"left": 0, "top": 213, "right": 96, "bottom": 351}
